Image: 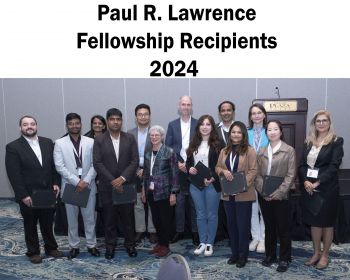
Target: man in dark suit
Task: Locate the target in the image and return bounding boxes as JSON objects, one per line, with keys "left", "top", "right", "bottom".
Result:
{"left": 93, "top": 108, "right": 139, "bottom": 259}
{"left": 215, "top": 101, "right": 235, "bottom": 242}
{"left": 5, "top": 115, "right": 63, "bottom": 264}
{"left": 128, "top": 104, "right": 157, "bottom": 244}
{"left": 216, "top": 101, "right": 235, "bottom": 147}
{"left": 165, "top": 95, "right": 199, "bottom": 245}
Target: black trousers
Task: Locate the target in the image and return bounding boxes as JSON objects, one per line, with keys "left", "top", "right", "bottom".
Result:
{"left": 19, "top": 202, "right": 58, "bottom": 256}
{"left": 148, "top": 193, "right": 173, "bottom": 247}
{"left": 259, "top": 195, "right": 292, "bottom": 261}
{"left": 102, "top": 202, "right": 135, "bottom": 249}
{"left": 224, "top": 198, "right": 252, "bottom": 258}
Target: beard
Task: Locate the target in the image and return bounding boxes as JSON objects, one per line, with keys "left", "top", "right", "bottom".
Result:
{"left": 21, "top": 128, "right": 37, "bottom": 137}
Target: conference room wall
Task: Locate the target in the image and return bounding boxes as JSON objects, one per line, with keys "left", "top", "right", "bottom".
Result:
{"left": 0, "top": 78, "right": 348, "bottom": 198}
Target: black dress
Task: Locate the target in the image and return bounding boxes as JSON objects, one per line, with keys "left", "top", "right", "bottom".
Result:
{"left": 299, "top": 137, "right": 344, "bottom": 227}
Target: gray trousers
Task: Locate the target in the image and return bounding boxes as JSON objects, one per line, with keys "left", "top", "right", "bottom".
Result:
{"left": 134, "top": 192, "right": 155, "bottom": 233}
{"left": 65, "top": 192, "right": 97, "bottom": 248}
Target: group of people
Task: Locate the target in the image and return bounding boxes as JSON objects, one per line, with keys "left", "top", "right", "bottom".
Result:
{"left": 5, "top": 96, "right": 344, "bottom": 273}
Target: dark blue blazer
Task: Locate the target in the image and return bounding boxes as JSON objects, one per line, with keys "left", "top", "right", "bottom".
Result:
{"left": 165, "top": 117, "right": 198, "bottom": 158}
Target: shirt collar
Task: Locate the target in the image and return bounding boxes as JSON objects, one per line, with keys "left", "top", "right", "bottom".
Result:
{"left": 218, "top": 121, "right": 233, "bottom": 129}
{"left": 23, "top": 135, "right": 39, "bottom": 145}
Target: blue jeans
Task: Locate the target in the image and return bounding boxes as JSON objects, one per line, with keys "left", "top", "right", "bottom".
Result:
{"left": 190, "top": 184, "right": 220, "bottom": 245}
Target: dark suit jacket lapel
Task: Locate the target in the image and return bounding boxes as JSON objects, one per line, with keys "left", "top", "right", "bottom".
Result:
{"left": 315, "top": 143, "right": 330, "bottom": 166}
{"left": 175, "top": 119, "right": 182, "bottom": 145}
{"left": 190, "top": 117, "right": 196, "bottom": 139}
{"left": 19, "top": 136, "right": 42, "bottom": 168}
{"left": 38, "top": 137, "right": 49, "bottom": 168}
{"left": 104, "top": 132, "right": 118, "bottom": 164}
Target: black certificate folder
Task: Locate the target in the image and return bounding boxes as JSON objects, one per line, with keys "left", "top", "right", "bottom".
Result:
{"left": 112, "top": 184, "right": 137, "bottom": 205}
{"left": 62, "top": 184, "right": 91, "bottom": 208}
{"left": 189, "top": 161, "right": 212, "bottom": 189}
{"left": 31, "top": 189, "right": 56, "bottom": 208}
{"left": 220, "top": 171, "right": 247, "bottom": 195}
{"left": 262, "top": 176, "right": 284, "bottom": 197}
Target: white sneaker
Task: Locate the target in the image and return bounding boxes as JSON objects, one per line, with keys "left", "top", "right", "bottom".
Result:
{"left": 194, "top": 243, "right": 206, "bottom": 255}
{"left": 204, "top": 244, "right": 213, "bottom": 256}
{"left": 249, "top": 239, "right": 259, "bottom": 252}
{"left": 256, "top": 240, "right": 265, "bottom": 253}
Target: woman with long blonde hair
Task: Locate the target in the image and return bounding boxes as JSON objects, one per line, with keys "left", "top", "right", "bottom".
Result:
{"left": 299, "top": 110, "right": 344, "bottom": 270}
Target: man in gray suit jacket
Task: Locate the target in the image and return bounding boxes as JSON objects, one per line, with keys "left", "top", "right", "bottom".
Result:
{"left": 128, "top": 104, "right": 157, "bottom": 244}
{"left": 93, "top": 108, "right": 139, "bottom": 259}
{"left": 54, "top": 113, "right": 99, "bottom": 259}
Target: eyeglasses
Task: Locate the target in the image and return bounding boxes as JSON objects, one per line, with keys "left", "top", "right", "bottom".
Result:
{"left": 137, "top": 113, "right": 150, "bottom": 118}
{"left": 315, "top": 119, "right": 329, "bottom": 124}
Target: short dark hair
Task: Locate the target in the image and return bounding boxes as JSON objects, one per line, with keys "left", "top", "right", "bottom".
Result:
{"left": 19, "top": 115, "right": 37, "bottom": 126}
{"left": 65, "top": 113, "right": 81, "bottom": 124}
{"left": 135, "top": 104, "right": 151, "bottom": 116}
{"left": 218, "top": 101, "right": 235, "bottom": 112}
{"left": 106, "top": 108, "right": 122, "bottom": 120}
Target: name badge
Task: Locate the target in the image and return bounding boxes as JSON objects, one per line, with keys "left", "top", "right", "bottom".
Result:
{"left": 77, "top": 168, "right": 83, "bottom": 176}
{"left": 307, "top": 168, "right": 319, "bottom": 179}
{"left": 149, "top": 182, "right": 155, "bottom": 191}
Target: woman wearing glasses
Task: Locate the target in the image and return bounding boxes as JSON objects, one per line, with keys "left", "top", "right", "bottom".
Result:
{"left": 247, "top": 104, "right": 269, "bottom": 254}
{"left": 142, "top": 125, "right": 179, "bottom": 257}
{"left": 299, "top": 110, "right": 344, "bottom": 269}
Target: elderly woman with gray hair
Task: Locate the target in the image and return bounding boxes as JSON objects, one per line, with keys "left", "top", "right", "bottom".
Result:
{"left": 141, "top": 125, "right": 179, "bottom": 257}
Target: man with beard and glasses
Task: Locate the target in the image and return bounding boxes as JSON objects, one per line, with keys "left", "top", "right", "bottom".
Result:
{"left": 54, "top": 113, "right": 99, "bottom": 259}
{"left": 5, "top": 116, "right": 63, "bottom": 264}
{"left": 93, "top": 108, "right": 139, "bottom": 259}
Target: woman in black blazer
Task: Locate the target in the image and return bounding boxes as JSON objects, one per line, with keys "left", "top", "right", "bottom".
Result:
{"left": 186, "top": 115, "right": 222, "bottom": 257}
{"left": 299, "top": 110, "right": 344, "bottom": 269}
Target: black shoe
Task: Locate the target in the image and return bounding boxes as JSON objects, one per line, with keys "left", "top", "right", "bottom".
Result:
{"left": 105, "top": 248, "right": 115, "bottom": 260}
{"left": 236, "top": 257, "right": 247, "bottom": 268}
{"left": 69, "top": 248, "right": 80, "bottom": 259}
{"left": 126, "top": 247, "right": 138, "bottom": 257}
{"left": 28, "top": 254, "right": 43, "bottom": 264}
{"left": 170, "top": 232, "right": 184, "bottom": 244}
{"left": 148, "top": 233, "right": 158, "bottom": 244}
{"left": 261, "top": 256, "right": 278, "bottom": 267}
{"left": 135, "top": 232, "right": 145, "bottom": 242}
{"left": 192, "top": 232, "right": 200, "bottom": 246}
{"left": 227, "top": 256, "right": 238, "bottom": 265}
{"left": 276, "top": 261, "right": 289, "bottom": 272}
{"left": 87, "top": 247, "right": 100, "bottom": 257}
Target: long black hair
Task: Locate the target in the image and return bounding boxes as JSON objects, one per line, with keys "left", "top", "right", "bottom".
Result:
{"left": 224, "top": 121, "right": 249, "bottom": 155}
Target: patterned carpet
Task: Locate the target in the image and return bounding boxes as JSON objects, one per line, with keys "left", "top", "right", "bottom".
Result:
{"left": 1, "top": 199, "right": 349, "bottom": 280}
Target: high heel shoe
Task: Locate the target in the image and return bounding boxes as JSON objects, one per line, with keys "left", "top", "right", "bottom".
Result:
{"left": 316, "top": 257, "right": 329, "bottom": 270}
{"left": 304, "top": 255, "right": 321, "bottom": 266}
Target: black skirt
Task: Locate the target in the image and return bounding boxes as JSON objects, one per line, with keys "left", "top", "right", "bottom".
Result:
{"left": 302, "top": 187, "right": 339, "bottom": 227}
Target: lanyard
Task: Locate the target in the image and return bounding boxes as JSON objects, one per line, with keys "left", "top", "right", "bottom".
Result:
{"left": 73, "top": 146, "right": 82, "bottom": 168}
{"left": 229, "top": 152, "right": 237, "bottom": 172}
{"left": 150, "top": 145, "right": 161, "bottom": 176}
